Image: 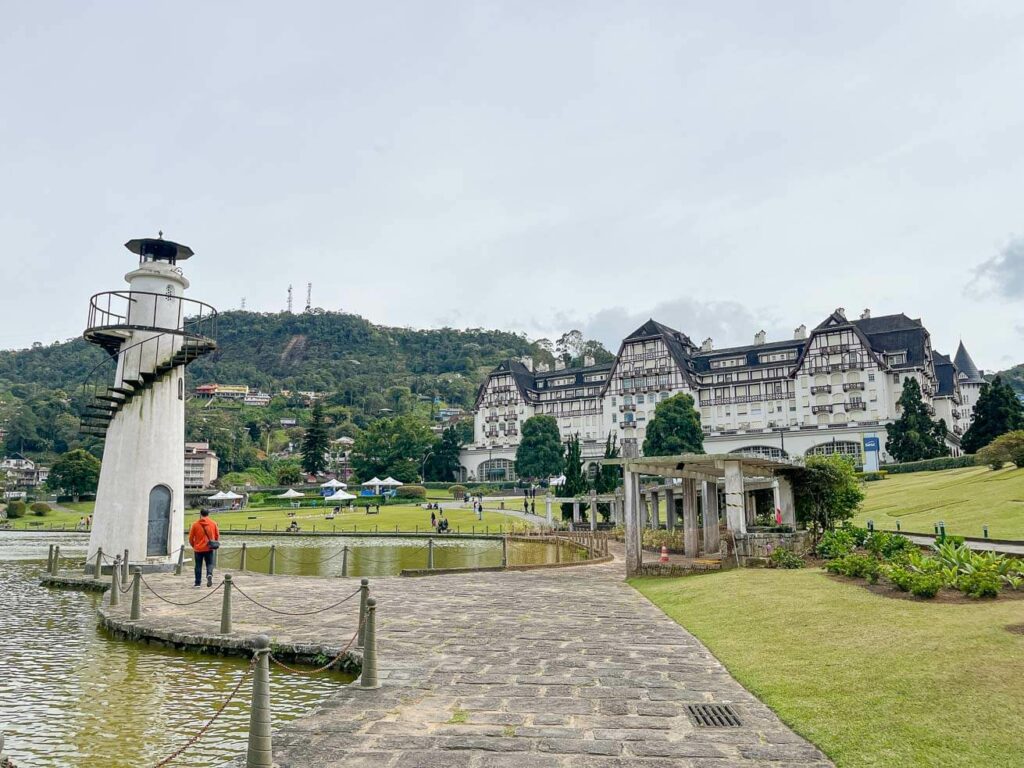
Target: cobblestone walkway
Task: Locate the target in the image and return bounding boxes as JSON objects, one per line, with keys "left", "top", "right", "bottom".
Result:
{"left": 100, "top": 557, "right": 832, "bottom": 767}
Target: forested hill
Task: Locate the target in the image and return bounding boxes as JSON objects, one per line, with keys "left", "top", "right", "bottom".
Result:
{"left": 0, "top": 310, "right": 539, "bottom": 402}
{"left": 997, "top": 363, "right": 1023, "bottom": 394}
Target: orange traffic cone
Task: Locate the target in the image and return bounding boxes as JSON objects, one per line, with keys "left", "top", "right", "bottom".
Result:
{"left": 660, "top": 545, "right": 669, "bottom": 564}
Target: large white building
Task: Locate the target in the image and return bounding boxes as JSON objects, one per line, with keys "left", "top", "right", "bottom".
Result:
{"left": 459, "top": 308, "right": 985, "bottom": 481}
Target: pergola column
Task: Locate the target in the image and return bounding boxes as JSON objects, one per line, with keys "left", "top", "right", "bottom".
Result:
{"left": 624, "top": 468, "right": 643, "bottom": 576}
{"left": 656, "top": 489, "right": 668, "bottom": 530}
{"left": 745, "top": 491, "right": 756, "bottom": 528}
{"left": 777, "top": 476, "right": 796, "bottom": 527}
{"left": 545, "top": 495, "right": 553, "bottom": 526}
{"left": 589, "top": 490, "right": 598, "bottom": 531}
{"left": 664, "top": 489, "right": 677, "bottom": 531}
{"left": 723, "top": 460, "right": 746, "bottom": 534}
{"left": 682, "top": 478, "right": 699, "bottom": 558}
{"left": 572, "top": 499, "right": 580, "bottom": 525}
{"left": 702, "top": 481, "right": 720, "bottom": 553}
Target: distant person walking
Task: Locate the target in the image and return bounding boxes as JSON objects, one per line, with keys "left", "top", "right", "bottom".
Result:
{"left": 188, "top": 510, "right": 220, "bottom": 587}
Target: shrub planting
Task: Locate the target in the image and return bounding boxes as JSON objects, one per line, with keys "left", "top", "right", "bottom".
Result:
{"left": 959, "top": 569, "right": 1002, "bottom": 599}
{"left": 883, "top": 455, "right": 977, "bottom": 474}
{"left": 30, "top": 502, "right": 51, "bottom": 516}
{"left": 908, "top": 572, "right": 943, "bottom": 598}
{"left": 397, "top": 485, "right": 426, "bottom": 499}
{"left": 816, "top": 528, "right": 856, "bottom": 559}
{"left": 6, "top": 500, "right": 26, "bottom": 519}
{"left": 768, "top": 548, "right": 805, "bottom": 569}
{"left": 447, "top": 484, "right": 468, "bottom": 499}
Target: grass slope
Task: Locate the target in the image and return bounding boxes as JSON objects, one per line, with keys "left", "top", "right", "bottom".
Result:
{"left": 853, "top": 465, "right": 1024, "bottom": 539}
{"left": 633, "top": 569, "right": 1024, "bottom": 768}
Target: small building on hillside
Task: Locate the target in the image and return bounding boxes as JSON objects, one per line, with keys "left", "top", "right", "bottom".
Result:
{"left": 0, "top": 455, "right": 49, "bottom": 489}
{"left": 184, "top": 442, "right": 219, "bottom": 489}
{"left": 244, "top": 391, "right": 271, "bottom": 406}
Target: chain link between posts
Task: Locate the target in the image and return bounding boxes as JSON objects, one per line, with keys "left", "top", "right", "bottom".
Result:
{"left": 269, "top": 616, "right": 364, "bottom": 675}
{"left": 231, "top": 583, "right": 361, "bottom": 616}
{"left": 139, "top": 574, "right": 225, "bottom": 606}
{"left": 150, "top": 654, "right": 257, "bottom": 768}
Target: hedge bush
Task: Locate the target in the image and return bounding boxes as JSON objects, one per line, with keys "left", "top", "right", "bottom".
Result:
{"left": 30, "top": 502, "right": 51, "bottom": 516}
{"left": 882, "top": 455, "right": 977, "bottom": 474}
{"left": 397, "top": 485, "right": 426, "bottom": 499}
{"left": 960, "top": 569, "right": 1002, "bottom": 599}
{"left": 816, "top": 528, "right": 856, "bottom": 559}
{"left": 6, "top": 500, "right": 26, "bottom": 519}
{"left": 447, "top": 485, "right": 468, "bottom": 499}
{"left": 909, "top": 572, "right": 943, "bottom": 598}
{"left": 768, "top": 548, "right": 805, "bottom": 569}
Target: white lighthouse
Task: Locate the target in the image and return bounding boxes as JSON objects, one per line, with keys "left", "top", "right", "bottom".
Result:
{"left": 82, "top": 236, "right": 217, "bottom": 570}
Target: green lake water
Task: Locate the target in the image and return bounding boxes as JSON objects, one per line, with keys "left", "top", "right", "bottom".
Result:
{"left": 1, "top": 532, "right": 580, "bottom": 766}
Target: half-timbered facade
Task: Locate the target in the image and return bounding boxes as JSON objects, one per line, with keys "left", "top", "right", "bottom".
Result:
{"left": 459, "top": 308, "right": 984, "bottom": 481}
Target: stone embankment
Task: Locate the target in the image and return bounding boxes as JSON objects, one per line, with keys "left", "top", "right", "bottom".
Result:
{"left": 96, "top": 557, "right": 833, "bottom": 767}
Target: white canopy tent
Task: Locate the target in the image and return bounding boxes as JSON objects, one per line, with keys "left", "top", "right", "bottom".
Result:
{"left": 326, "top": 490, "right": 357, "bottom": 502}
{"left": 381, "top": 477, "right": 403, "bottom": 487}
{"left": 274, "top": 488, "right": 305, "bottom": 499}
{"left": 221, "top": 491, "right": 244, "bottom": 500}
{"left": 208, "top": 491, "right": 230, "bottom": 501}
{"left": 549, "top": 475, "right": 567, "bottom": 487}
{"left": 320, "top": 478, "right": 347, "bottom": 489}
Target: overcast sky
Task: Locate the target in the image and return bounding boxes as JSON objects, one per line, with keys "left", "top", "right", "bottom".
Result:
{"left": 2, "top": 1, "right": 1022, "bottom": 371}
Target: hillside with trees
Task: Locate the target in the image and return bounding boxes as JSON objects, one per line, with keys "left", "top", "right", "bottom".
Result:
{"left": 0, "top": 310, "right": 611, "bottom": 484}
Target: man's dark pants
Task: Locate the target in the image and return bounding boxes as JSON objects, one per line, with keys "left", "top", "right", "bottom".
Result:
{"left": 194, "top": 550, "right": 214, "bottom": 586}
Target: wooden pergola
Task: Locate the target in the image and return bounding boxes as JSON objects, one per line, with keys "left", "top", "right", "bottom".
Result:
{"left": 603, "top": 453, "right": 797, "bottom": 576}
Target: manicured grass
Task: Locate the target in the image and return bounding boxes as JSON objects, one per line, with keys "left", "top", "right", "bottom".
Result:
{"left": 633, "top": 568, "right": 1024, "bottom": 768}
{"left": 853, "top": 465, "right": 1024, "bottom": 539}
{"left": 184, "top": 502, "right": 526, "bottom": 533}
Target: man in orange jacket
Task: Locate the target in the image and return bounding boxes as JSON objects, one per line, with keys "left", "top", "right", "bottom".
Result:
{"left": 188, "top": 509, "right": 220, "bottom": 587}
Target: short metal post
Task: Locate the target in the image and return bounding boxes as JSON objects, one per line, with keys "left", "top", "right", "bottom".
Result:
{"left": 896, "top": 520, "right": 901, "bottom": 532}
{"left": 983, "top": 525, "right": 989, "bottom": 539}
{"left": 939, "top": 522, "right": 946, "bottom": 539}
{"left": 174, "top": 546, "right": 184, "bottom": 576}
{"left": 428, "top": 538, "right": 434, "bottom": 570}
{"left": 122, "top": 549, "right": 129, "bottom": 583}
{"left": 246, "top": 634, "right": 273, "bottom": 768}
{"left": 240, "top": 542, "right": 248, "bottom": 570}
{"left": 47, "top": 544, "right": 54, "bottom": 572}
{"left": 501, "top": 536, "right": 508, "bottom": 567}
{"left": 50, "top": 545, "right": 60, "bottom": 575}
{"left": 358, "top": 597, "right": 380, "bottom": 689}
{"left": 109, "top": 559, "right": 120, "bottom": 606}
{"left": 867, "top": 520, "right": 874, "bottom": 533}
{"left": 269, "top": 545, "right": 276, "bottom": 575}
{"left": 357, "top": 578, "right": 369, "bottom": 648}
{"left": 220, "top": 574, "right": 233, "bottom": 634}
{"left": 129, "top": 568, "right": 142, "bottom": 620}
{"left": 341, "top": 546, "right": 349, "bottom": 577}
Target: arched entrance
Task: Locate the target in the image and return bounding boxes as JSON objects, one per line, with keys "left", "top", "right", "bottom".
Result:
{"left": 147, "top": 485, "right": 172, "bottom": 557}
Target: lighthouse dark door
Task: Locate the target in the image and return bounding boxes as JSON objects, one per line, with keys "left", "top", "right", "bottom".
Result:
{"left": 147, "top": 485, "right": 172, "bottom": 556}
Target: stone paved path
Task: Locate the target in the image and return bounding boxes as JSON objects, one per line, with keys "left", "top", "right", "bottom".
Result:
{"left": 100, "top": 556, "right": 832, "bottom": 767}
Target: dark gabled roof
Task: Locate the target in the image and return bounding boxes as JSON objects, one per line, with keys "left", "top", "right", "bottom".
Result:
{"left": 933, "top": 352, "right": 957, "bottom": 397}
{"left": 954, "top": 341, "right": 984, "bottom": 383}
{"left": 535, "top": 361, "right": 613, "bottom": 390}
{"left": 476, "top": 358, "right": 537, "bottom": 406}
{"left": 852, "top": 314, "right": 929, "bottom": 370}
{"left": 691, "top": 339, "right": 804, "bottom": 373}
{"left": 625, "top": 319, "right": 683, "bottom": 341}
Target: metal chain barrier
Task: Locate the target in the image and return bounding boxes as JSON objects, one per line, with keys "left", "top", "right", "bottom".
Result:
{"left": 268, "top": 617, "right": 364, "bottom": 675}
{"left": 151, "top": 654, "right": 257, "bottom": 768}
{"left": 232, "top": 583, "right": 360, "bottom": 616}
{"left": 139, "top": 574, "right": 225, "bottom": 606}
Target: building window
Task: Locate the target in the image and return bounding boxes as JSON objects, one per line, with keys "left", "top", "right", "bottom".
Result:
{"left": 636, "top": 395, "right": 644, "bottom": 404}
{"left": 868, "top": 373, "right": 875, "bottom": 382}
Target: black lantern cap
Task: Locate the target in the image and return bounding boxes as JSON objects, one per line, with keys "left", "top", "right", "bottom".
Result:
{"left": 124, "top": 232, "right": 194, "bottom": 263}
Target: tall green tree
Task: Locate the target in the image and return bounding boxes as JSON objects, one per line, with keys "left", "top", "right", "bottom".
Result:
{"left": 885, "top": 378, "right": 950, "bottom": 462}
{"left": 300, "top": 401, "right": 330, "bottom": 475}
{"left": 560, "top": 433, "right": 590, "bottom": 521}
{"left": 784, "top": 454, "right": 865, "bottom": 538}
{"left": 962, "top": 376, "right": 1024, "bottom": 454}
{"left": 351, "top": 414, "right": 435, "bottom": 482}
{"left": 642, "top": 393, "right": 703, "bottom": 456}
{"left": 423, "top": 425, "right": 464, "bottom": 481}
{"left": 592, "top": 432, "right": 620, "bottom": 522}
{"left": 515, "top": 415, "right": 564, "bottom": 480}
{"left": 46, "top": 449, "right": 101, "bottom": 501}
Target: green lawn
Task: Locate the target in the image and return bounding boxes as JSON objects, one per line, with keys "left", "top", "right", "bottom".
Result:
{"left": 633, "top": 568, "right": 1024, "bottom": 768}
{"left": 184, "top": 502, "right": 525, "bottom": 534}
{"left": 852, "top": 465, "right": 1024, "bottom": 539}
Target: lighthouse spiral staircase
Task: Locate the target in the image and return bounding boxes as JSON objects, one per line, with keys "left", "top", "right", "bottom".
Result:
{"left": 79, "top": 290, "right": 218, "bottom": 439}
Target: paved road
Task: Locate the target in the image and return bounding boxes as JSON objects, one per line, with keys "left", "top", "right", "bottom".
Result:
{"left": 100, "top": 557, "right": 832, "bottom": 767}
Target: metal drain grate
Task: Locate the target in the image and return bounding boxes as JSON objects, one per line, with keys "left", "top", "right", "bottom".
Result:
{"left": 686, "top": 703, "right": 742, "bottom": 727}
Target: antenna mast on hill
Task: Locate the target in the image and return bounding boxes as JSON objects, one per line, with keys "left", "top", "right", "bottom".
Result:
{"left": 287, "top": 284, "right": 293, "bottom": 313}
{"left": 241, "top": 297, "right": 246, "bottom": 310}
{"left": 305, "top": 282, "right": 312, "bottom": 312}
